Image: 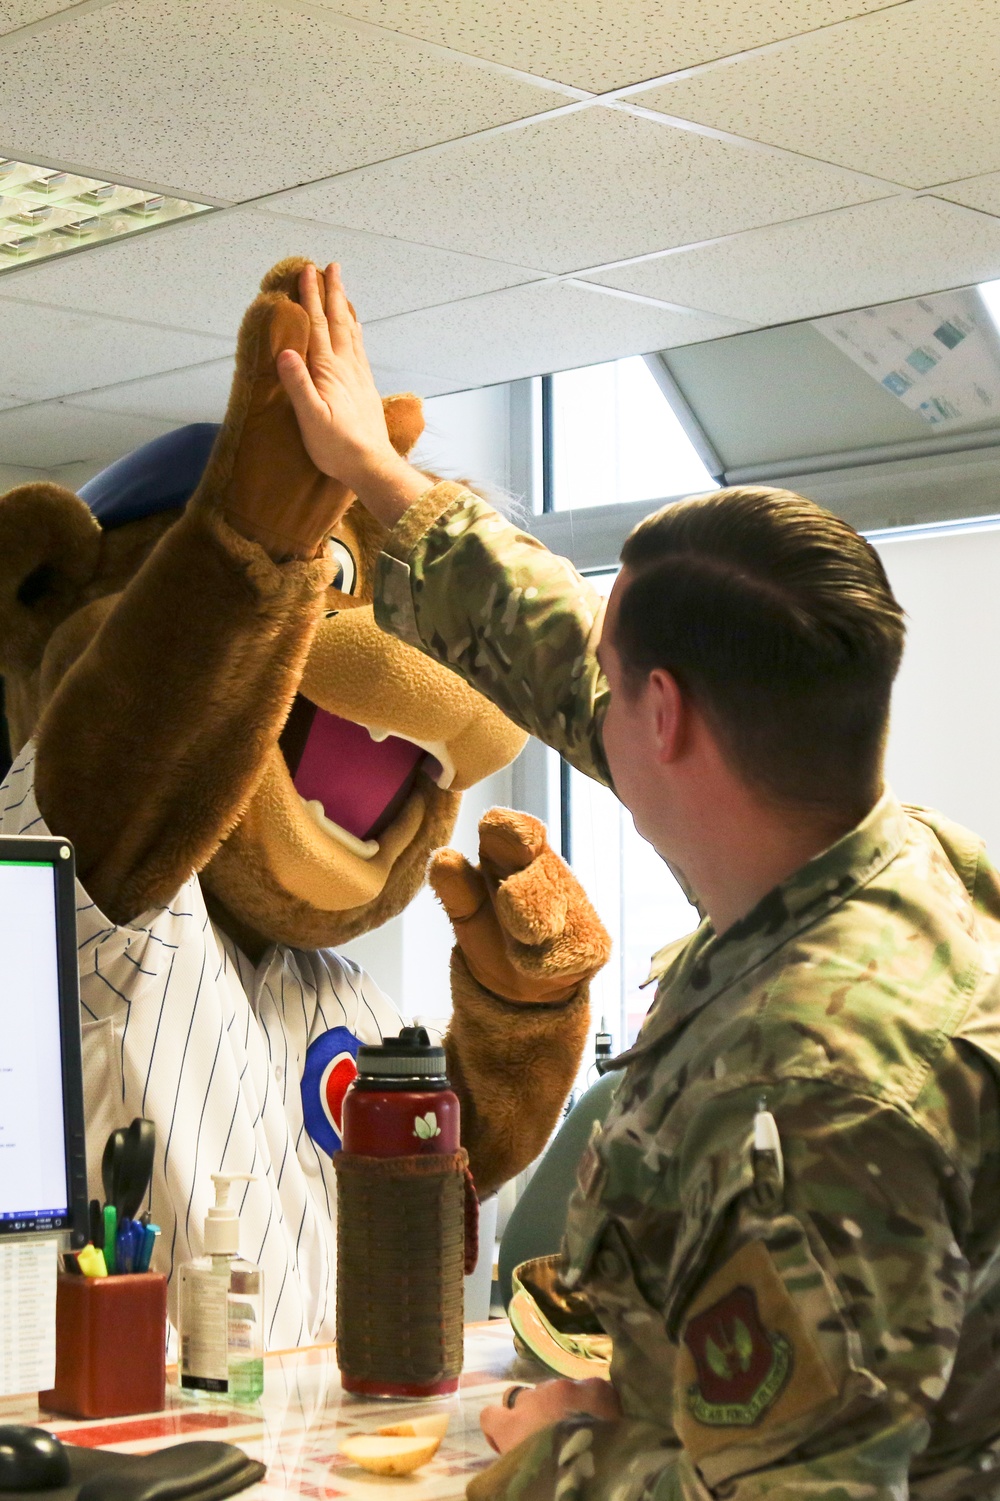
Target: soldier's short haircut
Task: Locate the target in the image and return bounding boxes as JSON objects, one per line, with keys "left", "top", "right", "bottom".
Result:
{"left": 616, "top": 486, "right": 905, "bottom": 820}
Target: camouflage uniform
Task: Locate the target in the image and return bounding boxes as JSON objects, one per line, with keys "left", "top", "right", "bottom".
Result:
{"left": 374, "top": 485, "right": 1000, "bottom": 1501}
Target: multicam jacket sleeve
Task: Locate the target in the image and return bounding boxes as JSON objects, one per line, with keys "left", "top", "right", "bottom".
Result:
{"left": 374, "top": 484, "right": 613, "bottom": 787}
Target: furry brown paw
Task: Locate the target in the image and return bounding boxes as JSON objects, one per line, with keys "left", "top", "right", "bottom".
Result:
{"left": 429, "top": 808, "right": 611, "bottom": 1004}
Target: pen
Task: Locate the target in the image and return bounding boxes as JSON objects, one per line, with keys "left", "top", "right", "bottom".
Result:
{"left": 138, "top": 1223, "right": 160, "bottom": 1272}
{"left": 104, "top": 1204, "right": 118, "bottom": 1275}
{"left": 116, "top": 1216, "right": 135, "bottom": 1274}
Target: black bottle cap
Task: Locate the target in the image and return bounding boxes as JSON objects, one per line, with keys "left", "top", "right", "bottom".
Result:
{"left": 357, "top": 1026, "right": 448, "bottom": 1079}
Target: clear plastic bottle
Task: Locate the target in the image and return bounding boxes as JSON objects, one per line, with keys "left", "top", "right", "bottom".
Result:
{"left": 179, "top": 1174, "right": 264, "bottom": 1401}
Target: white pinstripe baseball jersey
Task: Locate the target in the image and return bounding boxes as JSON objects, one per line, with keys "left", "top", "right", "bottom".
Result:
{"left": 0, "top": 743, "right": 405, "bottom": 1349}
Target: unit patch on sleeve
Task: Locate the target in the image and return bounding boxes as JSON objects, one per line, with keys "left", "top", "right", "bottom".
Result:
{"left": 674, "top": 1238, "right": 840, "bottom": 1469}
{"left": 684, "top": 1283, "right": 791, "bottom": 1426}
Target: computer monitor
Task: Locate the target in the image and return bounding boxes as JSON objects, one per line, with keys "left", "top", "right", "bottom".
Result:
{"left": 0, "top": 836, "right": 88, "bottom": 1243}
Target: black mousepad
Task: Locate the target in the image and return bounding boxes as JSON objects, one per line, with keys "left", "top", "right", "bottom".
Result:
{"left": 3, "top": 1441, "right": 265, "bottom": 1501}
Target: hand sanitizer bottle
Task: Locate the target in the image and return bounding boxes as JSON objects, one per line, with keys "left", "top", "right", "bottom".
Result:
{"left": 178, "top": 1173, "right": 264, "bottom": 1401}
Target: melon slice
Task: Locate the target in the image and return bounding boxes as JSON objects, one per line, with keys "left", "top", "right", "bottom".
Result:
{"left": 377, "top": 1414, "right": 450, "bottom": 1441}
{"left": 339, "top": 1433, "right": 440, "bottom": 1476}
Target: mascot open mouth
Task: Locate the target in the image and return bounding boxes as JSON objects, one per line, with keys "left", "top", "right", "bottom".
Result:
{"left": 279, "top": 694, "right": 455, "bottom": 862}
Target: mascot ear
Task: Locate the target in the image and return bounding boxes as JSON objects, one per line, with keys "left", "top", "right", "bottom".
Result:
{"left": 382, "top": 393, "right": 424, "bottom": 458}
{"left": 0, "top": 483, "right": 102, "bottom": 674}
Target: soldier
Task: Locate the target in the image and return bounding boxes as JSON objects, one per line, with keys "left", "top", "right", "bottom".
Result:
{"left": 277, "top": 262, "right": 1000, "bottom": 1500}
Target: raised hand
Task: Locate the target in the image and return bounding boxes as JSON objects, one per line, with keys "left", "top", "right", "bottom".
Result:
{"left": 222, "top": 258, "right": 425, "bottom": 560}
{"left": 275, "top": 263, "right": 427, "bottom": 524}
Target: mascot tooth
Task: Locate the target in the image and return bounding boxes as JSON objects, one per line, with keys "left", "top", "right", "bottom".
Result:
{"left": 0, "top": 257, "right": 610, "bottom": 1346}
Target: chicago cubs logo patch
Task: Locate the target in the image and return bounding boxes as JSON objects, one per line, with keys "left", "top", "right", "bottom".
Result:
{"left": 301, "top": 1026, "right": 362, "bottom": 1156}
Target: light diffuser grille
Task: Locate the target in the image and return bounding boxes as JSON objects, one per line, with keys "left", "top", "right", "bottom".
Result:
{"left": 0, "top": 159, "right": 210, "bottom": 269}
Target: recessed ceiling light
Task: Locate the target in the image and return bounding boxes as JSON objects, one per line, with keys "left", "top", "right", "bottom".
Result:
{"left": 0, "top": 158, "right": 210, "bottom": 269}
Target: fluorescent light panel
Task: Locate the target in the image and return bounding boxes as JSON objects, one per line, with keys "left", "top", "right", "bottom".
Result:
{"left": 980, "top": 278, "right": 1000, "bottom": 339}
{"left": 0, "top": 158, "right": 209, "bottom": 269}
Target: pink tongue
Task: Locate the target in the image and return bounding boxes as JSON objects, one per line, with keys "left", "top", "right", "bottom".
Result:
{"left": 293, "top": 708, "right": 424, "bottom": 841}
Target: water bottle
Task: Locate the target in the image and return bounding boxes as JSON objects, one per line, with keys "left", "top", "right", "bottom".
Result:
{"left": 335, "top": 1027, "right": 477, "bottom": 1398}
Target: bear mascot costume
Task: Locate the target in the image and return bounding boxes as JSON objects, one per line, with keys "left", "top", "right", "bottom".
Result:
{"left": 0, "top": 258, "right": 610, "bottom": 1346}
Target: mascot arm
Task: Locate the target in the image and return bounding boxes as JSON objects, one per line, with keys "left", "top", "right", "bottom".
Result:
{"left": 35, "top": 506, "right": 330, "bottom": 925}
{"left": 444, "top": 954, "right": 591, "bottom": 1199}
{"left": 32, "top": 257, "right": 421, "bottom": 926}
{"left": 435, "top": 809, "right": 611, "bottom": 1197}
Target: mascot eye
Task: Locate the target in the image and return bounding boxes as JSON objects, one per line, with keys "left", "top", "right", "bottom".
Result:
{"left": 325, "top": 538, "right": 357, "bottom": 595}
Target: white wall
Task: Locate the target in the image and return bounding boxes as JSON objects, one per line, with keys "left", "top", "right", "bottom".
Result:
{"left": 340, "top": 762, "right": 514, "bottom": 1023}
{"left": 410, "top": 385, "right": 512, "bottom": 502}
{"left": 877, "top": 522, "right": 1000, "bottom": 858}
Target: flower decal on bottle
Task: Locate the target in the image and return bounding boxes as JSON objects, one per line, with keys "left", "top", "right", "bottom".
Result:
{"left": 413, "top": 1111, "right": 441, "bottom": 1140}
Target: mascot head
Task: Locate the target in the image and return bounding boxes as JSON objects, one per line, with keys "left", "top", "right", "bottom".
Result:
{"left": 0, "top": 262, "right": 526, "bottom": 954}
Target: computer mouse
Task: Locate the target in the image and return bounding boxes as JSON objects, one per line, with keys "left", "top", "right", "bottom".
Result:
{"left": 0, "top": 1427, "right": 71, "bottom": 1491}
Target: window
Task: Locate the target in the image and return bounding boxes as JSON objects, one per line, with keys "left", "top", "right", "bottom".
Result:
{"left": 529, "top": 355, "right": 715, "bottom": 1069}
{"left": 554, "top": 570, "right": 699, "bottom": 1059}
{"left": 544, "top": 355, "right": 717, "bottom": 512}
{"left": 566, "top": 755, "right": 700, "bottom": 1052}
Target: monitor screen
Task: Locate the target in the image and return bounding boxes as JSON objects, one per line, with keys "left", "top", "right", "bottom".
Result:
{"left": 0, "top": 839, "right": 87, "bottom": 1239}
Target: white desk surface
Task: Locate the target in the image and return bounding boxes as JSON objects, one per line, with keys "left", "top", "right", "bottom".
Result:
{"left": 14, "top": 1322, "right": 534, "bottom": 1499}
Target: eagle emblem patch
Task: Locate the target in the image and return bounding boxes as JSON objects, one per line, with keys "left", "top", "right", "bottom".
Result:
{"left": 683, "top": 1284, "right": 791, "bottom": 1426}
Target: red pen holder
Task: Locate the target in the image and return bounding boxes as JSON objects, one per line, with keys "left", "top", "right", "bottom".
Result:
{"left": 39, "top": 1272, "right": 168, "bottom": 1419}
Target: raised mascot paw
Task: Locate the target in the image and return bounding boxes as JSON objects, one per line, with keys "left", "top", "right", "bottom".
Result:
{"left": 429, "top": 808, "right": 611, "bottom": 1005}
{"left": 208, "top": 256, "right": 423, "bottom": 562}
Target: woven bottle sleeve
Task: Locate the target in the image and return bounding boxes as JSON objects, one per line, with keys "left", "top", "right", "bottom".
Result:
{"left": 334, "top": 1149, "right": 469, "bottom": 1386}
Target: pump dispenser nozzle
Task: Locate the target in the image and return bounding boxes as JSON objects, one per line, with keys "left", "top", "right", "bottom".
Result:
{"left": 205, "top": 1173, "right": 255, "bottom": 1256}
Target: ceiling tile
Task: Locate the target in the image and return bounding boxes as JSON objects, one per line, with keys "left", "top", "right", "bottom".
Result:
{"left": 0, "top": 298, "right": 232, "bottom": 401}
{"left": 269, "top": 105, "right": 885, "bottom": 274}
{"left": 1, "top": 206, "right": 541, "bottom": 337}
{"left": 0, "top": 464, "right": 46, "bottom": 491}
{"left": 0, "top": 0, "right": 79, "bottom": 37}
{"left": 638, "top": 0, "right": 1000, "bottom": 189}
{"left": 0, "top": 0, "right": 562, "bottom": 203}
{"left": 0, "top": 395, "right": 25, "bottom": 412}
{"left": 0, "top": 401, "right": 176, "bottom": 471}
{"left": 1, "top": 1, "right": 73, "bottom": 35}
{"left": 368, "top": 366, "right": 463, "bottom": 398}
{"left": 362, "top": 280, "right": 746, "bottom": 387}
{"left": 584, "top": 197, "right": 1000, "bottom": 324}
{"left": 300, "top": 0, "right": 902, "bottom": 93}
{"left": 940, "top": 173, "right": 1000, "bottom": 219}
{"left": 70, "top": 353, "right": 455, "bottom": 427}
{"left": 67, "top": 358, "right": 236, "bottom": 424}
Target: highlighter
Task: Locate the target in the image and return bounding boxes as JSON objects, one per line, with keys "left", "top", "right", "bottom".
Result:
{"left": 78, "top": 1244, "right": 108, "bottom": 1278}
